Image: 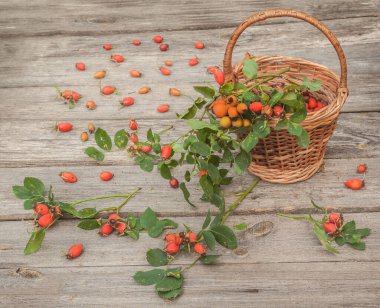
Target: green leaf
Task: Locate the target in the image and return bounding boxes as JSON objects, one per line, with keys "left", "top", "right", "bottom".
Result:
{"left": 211, "top": 225, "right": 238, "bottom": 249}
{"left": 202, "top": 210, "right": 212, "bottom": 230}
{"left": 193, "top": 86, "right": 215, "bottom": 99}
{"left": 133, "top": 269, "right": 165, "bottom": 285}
{"left": 114, "top": 129, "right": 129, "bottom": 149}
{"left": 24, "top": 228, "right": 46, "bottom": 255}
{"left": 77, "top": 208, "right": 97, "bottom": 219}
{"left": 233, "top": 223, "right": 248, "bottom": 231}
{"left": 77, "top": 219, "right": 101, "bottom": 230}
{"left": 185, "top": 170, "right": 191, "bottom": 182}
{"left": 269, "top": 92, "right": 284, "bottom": 106}
{"left": 290, "top": 108, "right": 307, "bottom": 123}
{"left": 148, "top": 220, "right": 167, "bottom": 238}
{"left": 342, "top": 221, "right": 356, "bottom": 233}
{"left": 295, "top": 128, "right": 310, "bottom": 148}
{"left": 189, "top": 141, "right": 211, "bottom": 157}
{"left": 58, "top": 202, "right": 80, "bottom": 217}
{"left": 23, "top": 198, "right": 38, "bottom": 210}
{"left": 24, "top": 177, "right": 45, "bottom": 196}
{"left": 194, "top": 97, "right": 208, "bottom": 109}
{"left": 200, "top": 255, "right": 220, "bottom": 265}
{"left": 242, "top": 58, "right": 258, "bottom": 80}
{"left": 146, "top": 248, "right": 169, "bottom": 267}
{"left": 252, "top": 120, "right": 271, "bottom": 138}
{"left": 155, "top": 276, "right": 183, "bottom": 292}
{"left": 287, "top": 122, "right": 303, "bottom": 137}
{"left": 241, "top": 132, "right": 258, "bottom": 152}
{"left": 13, "top": 185, "right": 33, "bottom": 199}
{"left": 351, "top": 241, "right": 366, "bottom": 250}
{"left": 355, "top": 228, "right": 371, "bottom": 238}
{"left": 335, "top": 236, "right": 346, "bottom": 246}
{"left": 147, "top": 128, "right": 154, "bottom": 142}
{"left": 177, "top": 105, "right": 197, "bottom": 120}
{"left": 242, "top": 91, "right": 260, "bottom": 103}
{"left": 220, "top": 82, "right": 234, "bottom": 95}
{"left": 95, "top": 128, "right": 112, "bottom": 151}
{"left": 139, "top": 158, "right": 154, "bottom": 172}
{"left": 183, "top": 135, "right": 197, "bottom": 150}
{"left": 160, "top": 219, "right": 178, "bottom": 229}
{"left": 274, "top": 119, "right": 288, "bottom": 131}
{"left": 157, "top": 287, "right": 183, "bottom": 299}
{"left": 84, "top": 147, "right": 105, "bottom": 161}
{"left": 303, "top": 77, "right": 322, "bottom": 91}
{"left": 140, "top": 207, "right": 158, "bottom": 230}
{"left": 206, "top": 163, "right": 222, "bottom": 185}
{"left": 159, "top": 164, "right": 172, "bottom": 180}
{"left": 179, "top": 182, "right": 196, "bottom": 208}
{"left": 313, "top": 224, "right": 338, "bottom": 254}
{"left": 126, "top": 229, "right": 139, "bottom": 240}
{"left": 233, "top": 150, "right": 251, "bottom": 175}
{"left": 186, "top": 119, "right": 218, "bottom": 131}
{"left": 200, "top": 176, "right": 214, "bottom": 198}
{"left": 203, "top": 230, "right": 216, "bottom": 250}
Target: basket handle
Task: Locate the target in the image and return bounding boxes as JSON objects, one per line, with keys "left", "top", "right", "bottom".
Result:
{"left": 223, "top": 9, "right": 348, "bottom": 91}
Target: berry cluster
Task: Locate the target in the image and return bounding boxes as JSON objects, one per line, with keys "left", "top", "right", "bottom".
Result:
{"left": 164, "top": 232, "right": 206, "bottom": 256}
{"left": 33, "top": 203, "right": 60, "bottom": 228}
{"left": 98, "top": 213, "right": 129, "bottom": 236}
{"left": 323, "top": 212, "right": 343, "bottom": 235}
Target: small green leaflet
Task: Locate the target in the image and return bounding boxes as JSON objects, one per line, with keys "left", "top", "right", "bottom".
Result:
{"left": 203, "top": 230, "right": 216, "bottom": 250}
{"left": 159, "top": 163, "right": 172, "bottom": 180}
{"left": 193, "top": 86, "right": 215, "bottom": 99}
{"left": 189, "top": 141, "right": 211, "bottom": 156}
{"left": 13, "top": 185, "right": 33, "bottom": 199}
{"left": 313, "top": 224, "right": 338, "bottom": 254}
{"left": 295, "top": 129, "right": 310, "bottom": 148}
{"left": 77, "top": 219, "right": 101, "bottom": 230}
{"left": 303, "top": 77, "right": 322, "bottom": 91}
{"left": 24, "top": 177, "right": 45, "bottom": 196}
{"left": 95, "top": 128, "right": 112, "bottom": 151}
{"left": 287, "top": 121, "right": 303, "bottom": 137}
{"left": 133, "top": 269, "right": 166, "bottom": 285}
{"left": 24, "top": 228, "right": 46, "bottom": 255}
{"left": 146, "top": 248, "right": 169, "bottom": 267}
{"left": 157, "top": 287, "right": 183, "bottom": 300}
{"left": 242, "top": 58, "right": 258, "bottom": 80}
{"left": 140, "top": 207, "right": 158, "bottom": 230}
{"left": 241, "top": 132, "right": 258, "bottom": 152}
{"left": 210, "top": 225, "right": 238, "bottom": 249}
{"left": 179, "top": 182, "right": 196, "bottom": 208}
{"left": 200, "top": 255, "right": 220, "bottom": 265}
{"left": 177, "top": 105, "right": 197, "bottom": 119}
{"left": 186, "top": 119, "right": 218, "bottom": 131}
{"left": 233, "top": 150, "right": 252, "bottom": 175}
{"left": 219, "top": 82, "right": 234, "bottom": 95}
{"left": 114, "top": 129, "right": 129, "bottom": 149}
{"left": 84, "top": 147, "right": 105, "bottom": 161}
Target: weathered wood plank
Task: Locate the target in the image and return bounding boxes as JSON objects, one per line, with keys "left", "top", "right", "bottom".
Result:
{"left": 1, "top": 158, "right": 378, "bottom": 220}
{"left": 0, "top": 113, "right": 378, "bottom": 168}
{"left": 0, "top": 0, "right": 377, "bottom": 37}
{"left": 0, "top": 213, "right": 378, "bottom": 268}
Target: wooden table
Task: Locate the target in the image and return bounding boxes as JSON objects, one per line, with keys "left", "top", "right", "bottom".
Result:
{"left": 0, "top": 1, "right": 379, "bottom": 306}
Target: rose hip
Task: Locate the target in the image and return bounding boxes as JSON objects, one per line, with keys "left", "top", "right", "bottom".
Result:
{"left": 120, "top": 97, "right": 135, "bottom": 107}
{"left": 169, "top": 177, "right": 179, "bottom": 189}
{"left": 80, "top": 132, "right": 89, "bottom": 142}
{"left": 194, "top": 41, "right": 205, "bottom": 49}
{"left": 357, "top": 164, "right": 367, "bottom": 173}
{"left": 94, "top": 70, "right": 106, "bottom": 79}
{"left": 187, "top": 232, "right": 197, "bottom": 243}
{"left": 100, "top": 171, "right": 114, "bottom": 181}
{"left": 75, "top": 63, "right": 86, "bottom": 71}
{"left": 116, "top": 222, "right": 128, "bottom": 234}
{"left": 86, "top": 101, "right": 96, "bottom": 110}
{"left": 324, "top": 222, "right": 337, "bottom": 235}
{"left": 329, "top": 212, "right": 343, "bottom": 228}
{"left": 273, "top": 105, "right": 284, "bottom": 117}
{"left": 101, "top": 86, "right": 116, "bottom": 95}
{"left": 199, "top": 170, "right": 207, "bottom": 177}
{"left": 132, "top": 40, "right": 141, "bottom": 46}
{"left": 188, "top": 57, "right": 199, "bottom": 66}
{"left": 344, "top": 179, "right": 364, "bottom": 190}
{"left": 38, "top": 214, "right": 54, "bottom": 228}
{"left": 164, "top": 60, "right": 173, "bottom": 66}
{"left": 59, "top": 171, "right": 78, "bottom": 183}
{"left": 71, "top": 92, "right": 81, "bottom": 102}
{"left": 159, "top": 44, "right": 169, "bottom": 52}
{"left": 157, "top": 104, "right": 170, "bottom": 113}
{"left": 88, "top": 123, "right": 96, "bottom": 134}
{"left": 165, "top": 242, "right": 180, "bottom": 255}
{"left": 161, "top": 145, "right": 172, "bottom": 159}
{"left": 99, "top": 223, "right": 114, "bottom": 236}
{"left": 129, "top": 119, "right": 138, "bottom": 130}
{"left": 262, "top": 105, "right": 273, "bottom": 116}
{"left": 138, "top": 87, "right": 151, "bottom": 94}
{"left": 129, "top": 133, "right": 139, "bottom": 143}
{"left": 193, "top": 243, "right": 206, "bottom": 254}
{"left": 165, "top": 233, "right": 177, "bottom": 243}
{"left": 207, "top": 66, "right": 216, "bottom": 74}
{"left": 169, "top": 88, "right": 181, "bottom": 96}
{"left": 213, "top": 69, "right": 225, "bottom": 86}
{"left": 110, "top": 54, "right": 125, "bottom": 63}
{"left": 108, "top": 213, "right": 121, "bottom": 222}
{"left": 66, "top": 243, "right": 83, "bottom": 259}
{"left": 159, "top": 66, "right": 171, "bottom": 75}
{"left": 141, "top": 145, "right": 152, "bottom": 153}
{"left": 308, "top": 97, "right": 317, "bottom": 109}
{"left": 33, "top": 203, "right": 49, "bottom": 216}
{"left": 56, "top": 122, "right": 73, "bottom": 132}
{"left": 103, "top": 44, "right": 112, "bottom": 50}
{"left": 153, "top": 35, "right": 163, "bottom": 43}
{"left": 130, "top": 70, "right": 141, "bottom": 78}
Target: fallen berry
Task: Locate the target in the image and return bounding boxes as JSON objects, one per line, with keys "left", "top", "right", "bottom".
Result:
{"left": 273, "top": 105, "right": 284, "bottom": 117}
{"left": 129, "top": 133, "right": 139, "bottom": 143}
{"left": 329, "top": 212, "right": 343, "bottom": 228}
{"left": 100, "top": 171, "right": 114, "bottom": 181}
{"left": 111, "top": 54, "right": 125, "bottom": 63}
{"left": 323, "top": 222, "right": 337, "bottom": 235}
{"left": 80, "top": 131, "right": 89, "bottom": 142}
{"left": 153, "top": 35, "right": 163, "bottom": 43}
{"left": 86, "top": 101, "right": 96, "bottom": 110}
{"left": 193, "top": 243, "right": 206, "bottom": 254}
{"left": 199, "top": 170, "right": 207, "bottom": 177}
{"left": 308, "top": 97, "right": 317, "bottom": 109}
{"left": 66, "top": 243, "right": 83, "bottom": 259}
{"left": 61, "top": 90, "right": 73, "bottom": 100}
{"left": 141, "top": 145, "right": 152, "bottom": 153}
{"left": 75, "top": 63, "right": 86, "bottom": 71}
{"left": 188, "top": 57, "right": 199, "bottom": 66}
{"left": 101, "top": 86, "right": 116, "bottom": 95}
{"left": 207, "top": 66, "right": 216, "bottom": 74}
{"left": 103, "top": 44, "right": 112, "bottom": 50}
{"left": 55, "top": 122, "right": 73, "bottom": 132}
{"left": 161, "top": 145, "right": 172, "bottom": 159}
{"left": 213, "top": 69, "right": 225, "bottom": 86}
{"left": 165, "top": 242, "right": 180, "bottom": 255}
{"left": 169, "top": 88, "right": 181, "bottom": 96}
{"left": 120, "top": 97, "right": 135, "bottom": 107}
{"left": 187, "top": 232, "right": 197, "bottom": 243}
{"left": 157, "top": 104, "right": 170, "bottom": 113}
{"left": 116, "top": 222, "right": 128, "bottom": 234}
{"left": 38, "top": 213, "right": 54, "bottom": 227}
{"left": 344, "top": 179, "right": 364, "bottom": 190}
{"left": 99, "top": 223, "right": 114, "bottom": 236}
{"left": 132, "top": 40, "right": 141, "bottom": 46}
{"left": 130, "top": 69, "right": 141, "bottom": 78}
{"left": 59, "top": 171, "right": 78, "bottom": 183}
{"left": 129, "top": 119, "right": 138, "bottom": 130}
{"left": 94, "top": 70, "right": 106, "bottom": 79}
{"left": 71, "top": 92, "right": 81, "bottom": 102}
{"left": 159, "top": 44, "right": 169, "bottom": 52}
{"left": 138, "top": 87, "right": 151, "bottom": 94}
{"left": 88, "top": 123, "right": 96, "bottom": 134}
{"left": 357, "top": 164, "right": 367, "bottom": 173}
{"left": 164, "top": 60, "right": 173, "bottom": 66}
{"left": 159, "top": 66, "right": 171, "bottom": 75}
{"left": 194, "top": 41, "right": 205, "bottom": 49}
{"left": 33, "top": 203, "right": 49, "bottom": 216}
{"left": 169, "top": 177, "right": 179, "bottom": 189}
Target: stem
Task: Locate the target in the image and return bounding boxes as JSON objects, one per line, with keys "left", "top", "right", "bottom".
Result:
{"left": 170, "top": 130, "right": 193, "bottom": 145}
{"left": 117, "top": 188, "right": 141, "bottom": 213}
{"left": 182, "top": 256, "right": 202, "bottom": 272}
{"left": 68, "top": 188, "right": 141, "bottom": 207}
{"left": 157, "top": 125, "right": 174, "bottom": 135}
{"left": 221, "top": 177, "right": 261, "bottom": 224}
{"left": 243, "top": 67, "right": 291, "bottom": 89}
{"left": 276, "top": 213, "right": 322, "bottom": 224}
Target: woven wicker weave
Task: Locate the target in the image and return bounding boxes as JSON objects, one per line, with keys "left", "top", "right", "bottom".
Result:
{"left": 223, "top": 9, "right": 349, "bottom": 183}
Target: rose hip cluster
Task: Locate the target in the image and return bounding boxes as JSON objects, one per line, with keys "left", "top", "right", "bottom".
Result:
{"left": 33, "top": 203, "right": 61, "bottom": 228}
{"left": 324, "top": 212, "right": 343, "bottom": 235}
{"left": 303, "top": 92, "right": 328, "bottom": 113}
{"left": 164, "top": 232, "right": 206, "bottom": 256}
{"left": 98, "top": 213, "right": 129, "bottom": 236}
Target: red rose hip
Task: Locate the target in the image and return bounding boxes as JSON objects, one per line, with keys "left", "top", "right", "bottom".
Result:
{"left": 38, "top": 214, "right": 54, "bottom": 228}
{"left": 357, "top": 164, "right": 367, "bottom": 173}
{"left": 161, "top": 145, "right": 172, "bottom": 159}
{"left": 103, "top": 43, "right": 112, "bottom": 50}
{"left": 129, "top": 119, "right": 138, "bottom": 130}
{"left": 194, "top": 243, "right": 206, "bottom": 254}
{"left": 75, "top": 63, "right": 86, "bottom": 71}
{"left": 66, "top": 243, "right": 83, "bottom": 259}
{"left": 55, "top": 122, "right": 73, "bottom": 132}
{"left": 329, "top": 212, "right": 343, "bottom": 228}
{"left": 100, "top": 171, "right": 114, "bottom": 181}
{"left": 33, "top": 203, "right": 49, "bottom": 216}
{"left": 165, "top": 242, "right": 180, "bottom": 255}
{"left": 169, "top": 177, "right": 179, "bottom": 189}
{"left": 323, "top": 222, "right": 337, "bottom": 235}
{"left": 194, "top": 41, "right": 205, "bottom": 49}
{"left": 153, "top": 35, "right": 163, "bottom": 43}
{"left": 99, "top": 223, "right": 114, "bottom": 236}
{"left": 59, "top": 171, "right": 77, "bottom": 183}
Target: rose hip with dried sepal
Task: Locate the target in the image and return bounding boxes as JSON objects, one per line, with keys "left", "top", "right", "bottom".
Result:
{"left": 193, "top": 243, "right": 206, "bottom": 254}
{"left": 273, "top": 105, "right": 284, "bottom": 117}
{"left": 99, "top": 223, "right": 114, "bottom": 236}
{"left": 80, "top": 132, "right": 89, "bottom": 142}
{"left": 161, "top": 145, "right": 172, "bottom": 159}
{"left": 100, "top": 171, "right": 114, "bottom": 181}
{"left": 59, "top": 171, "right": 78, "bottom": 183}
{"left": 108, "top": 213, "right": 121, "bottom": 223}
{"left": 66, "top": 243, "right": 83, "bottom": 259}
{"left": 213, "top": 69, "right": 225, "bottom": 86}
{"left": 308, "top": 97, "right": 317, "bottom": 109}
{"left": 186, "top": 232, "right": 197, "bottom": 243}
{"left": 86, "top": 101, "right": 96, "bottom": 110}
{"left": 169, "top": 88, "right": 181, "bottom": 96}
{"left": 75, "top": 63, "right": 86, "bottom": 71}
{"left": 138, "top": 87, "right": 151, "bottom": 94}
{"left": 164, "top": 60, "right": 173, "bottom": 66}
{"left": 129, "top": 119, "right": 138, "bottom": 131}
{"left": 207, "top": 66, "right": 216, "bottom": 74}
{"left": 120, "top": 97, "right": 135, "bottom": 107}
{"left": 130, "top": 70, "right": 142, "bottom": 78}
{"left": 188, "top": 57, "right": 199, "bottom": 66}
{"left": 55, "top": 122, "right": 73, "bottom": 132}
{"left": 165, "top": 233, "right": 177, "bottom": 243}
{"left": 116, "top": 222, "right": 128, "bottom": 234}
{"left": 141, "top": 145, "right": 152, "bottom": 153}
{"left": 101, "top": 86, "right": 116, "bottom": 95}
{"left": 169, "top": 177, "right": 179, "bottom": 189}
{"left": 159, "top": 44, "right": 169, "bottom": 52}
{"left": 329, "top": 212, "right": 343, "bottom": 228}
{"left": 357, "top": 164, "right": 367, "bottom": 173}
{"left": 94, "top": 70, "right": 106, "bottom": 79}
{"left": 159, "top": 66, "right": 171, "bottom": 75}
{"left": 323, "top": 222, "right": 337, "bottom": 235}
{"left": 153, "top": 35, "right": 163, "bottom": 43}
{"left": 165, "top": 242, "right": 180, "bottom": 255}
{"left": 33, "top": 203, "right": 49, "bottom": 216}
{"left": 88, "top": 123, "right": 95, "bottom": 134}
{"left": 345, "top": 178, "right": 364, "bottom": 190}
{"left": 71, "top": 92, "right": 81, "bottom": 102}
{"left": 110, "top": 54, "right": 125, "bottom": 63}
{"left": 129, "top": 133, "right": 139, "bottom": 143}
{"left": 103, "top": 43, "right": 112, "bottom": 50}
{"left": 37, "top": 213, "right": 55, "bottom": 228}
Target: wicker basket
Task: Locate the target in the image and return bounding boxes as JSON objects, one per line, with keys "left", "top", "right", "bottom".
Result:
{"left": 223, "top": 9, "right": 349, "bottom": 183}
